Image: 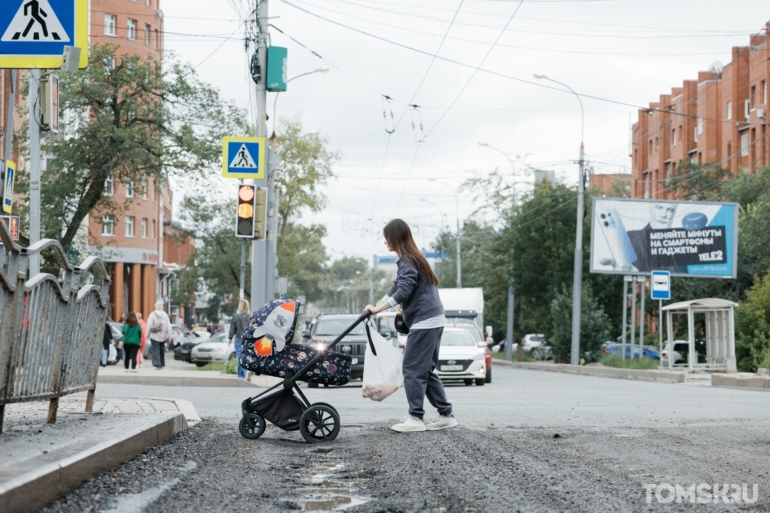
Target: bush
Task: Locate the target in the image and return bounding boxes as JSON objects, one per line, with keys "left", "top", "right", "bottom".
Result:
{"left": 735, "top": 272, "right": 770, "bottom": 372}
{"left": 547, "top": 283, "right": 612, "bottom": 363}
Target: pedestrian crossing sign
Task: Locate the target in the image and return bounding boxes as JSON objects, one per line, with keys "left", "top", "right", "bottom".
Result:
{"left": 0, "top": 0, "right": 88, "bottom": 69}
{"left": 222, "top": 136, "right": 266, "bottom": 180}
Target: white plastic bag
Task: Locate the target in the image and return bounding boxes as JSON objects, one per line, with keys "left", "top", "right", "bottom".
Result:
{"left": 362, "top": 321, "right": 403, "bottom": 402}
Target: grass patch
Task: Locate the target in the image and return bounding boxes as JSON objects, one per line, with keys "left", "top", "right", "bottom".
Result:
{"left": 599, "top": 354, "right": 659, "bottom": 370}
{"left": 492, "top": 351, "right": 534, "bottom": 362}
{"left": 192, "top": 360, "right": 238, "bottom": 374}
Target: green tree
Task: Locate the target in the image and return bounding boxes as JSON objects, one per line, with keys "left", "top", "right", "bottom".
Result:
{"left": 548, "top": 283, "right": 612, "bottom": 363}
{"left": 14, "top": 43, "right": 246, "bottom": 249}
{"left": 319, "top": 256, "right": 389, "bottom": 313}
{"left": 735, "top": 272, "right": 770, "bottom": 372}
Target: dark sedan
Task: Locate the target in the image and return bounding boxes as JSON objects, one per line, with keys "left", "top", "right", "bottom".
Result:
{"left": 302, "top": 314, "right": 368, "bottom": 387}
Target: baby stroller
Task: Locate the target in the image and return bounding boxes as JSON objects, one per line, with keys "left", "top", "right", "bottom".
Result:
{"left": 237, "top": 299, "right": 371, "bottom": 444}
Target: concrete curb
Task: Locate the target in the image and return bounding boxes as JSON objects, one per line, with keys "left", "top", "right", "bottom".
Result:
{"left": 493, "top": 360, "right": 686, "bottom": 383}
{"left": 712, "top": 373, "right": 770, "bottom": 390}
{"left": 0, "top": 413, "right": 188, "bottom": 513}
{"left": 98, "top": 374, "right": 261, "bottom": 387}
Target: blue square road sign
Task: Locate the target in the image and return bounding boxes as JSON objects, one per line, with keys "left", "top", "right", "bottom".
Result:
{"left": 222, "top": 136, "right": 266, "bottom": 180}
{"left": 651, "top": 270, "right": 671, "bottom": 301}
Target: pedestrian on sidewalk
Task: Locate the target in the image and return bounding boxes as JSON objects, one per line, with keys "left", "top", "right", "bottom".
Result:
{"left": 136, "top": 312, "right": 147, "bottom": 369}
{"left": 229, "top": 299, "right": 251, "bottom": 380}
{"left": 146, "top": 301, "right": 172, "bottom": 370}
{"left": 101, "top": 313, "right": 112, "bottom": 367}
{"left": 121, "top": 313, "right": 142, "bottom": 372}
{"left": 364, "top": 219, "right": 458, "bottom": 433}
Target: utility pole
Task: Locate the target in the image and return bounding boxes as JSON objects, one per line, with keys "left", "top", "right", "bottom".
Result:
{"left": 28, "top": 69, "right": 41, "bottom": 276}
{"left": 250, "top": 0, "right": 271, "bottom": 309}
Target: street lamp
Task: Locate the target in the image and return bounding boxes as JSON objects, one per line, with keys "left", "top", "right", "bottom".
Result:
{"left": 535, "top": 73, "right": 586, "bottom": 366}
{"left": 479, "top": 142, "right": 518, "bottom": 363}
{"left": 271, "top": 67, "right": 330, "bottom": 138}
{"left": 427, "top": 179, "right": 461, "bottom": 288}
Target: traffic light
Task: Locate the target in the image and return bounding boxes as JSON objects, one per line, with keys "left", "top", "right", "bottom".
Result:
{"left": 236, "top": 185, "right": 256, "bottom": 238}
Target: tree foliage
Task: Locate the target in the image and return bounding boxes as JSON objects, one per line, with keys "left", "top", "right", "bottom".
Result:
{"left": 15, "top": 44, "right": 246, "bottom": 248}
{"left": 548, "top": 283, "right": 612, "bottom": 362}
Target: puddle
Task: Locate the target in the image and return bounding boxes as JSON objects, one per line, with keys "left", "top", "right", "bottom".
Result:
{"left": 285, "top": 462, "right": 369, "bottom": 512}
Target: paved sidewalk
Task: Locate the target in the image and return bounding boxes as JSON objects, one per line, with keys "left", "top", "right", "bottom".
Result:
{"left": 98, "top": 363, "right": 281, "bottom": 388}
{"left": 1, "top": 396, "right": 198, "bottom": 513}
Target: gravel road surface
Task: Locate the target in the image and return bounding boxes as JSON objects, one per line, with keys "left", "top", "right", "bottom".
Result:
{"left": 41, "top": 416, "right": 770, "bottom": 512}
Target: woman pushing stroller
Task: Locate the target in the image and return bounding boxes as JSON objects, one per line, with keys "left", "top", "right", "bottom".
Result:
{"left": 365, "top": 219, "right": 458, "bottom": 433}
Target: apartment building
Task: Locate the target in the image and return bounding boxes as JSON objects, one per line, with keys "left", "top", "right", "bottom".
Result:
{"left": 631, "top": 22, "right": 770, "bottom": 199}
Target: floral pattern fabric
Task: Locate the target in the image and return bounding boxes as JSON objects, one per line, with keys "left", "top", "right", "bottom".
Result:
{"left": 239, "top": 342, "right": 352, "bottom": 385}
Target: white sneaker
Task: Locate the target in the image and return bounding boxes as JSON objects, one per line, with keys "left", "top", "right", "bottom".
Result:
{"left": 391, "top": 415, "right": 426, "bottom": 432}
{"left": 426, "top": 414, "right": 459, "bottom": 431}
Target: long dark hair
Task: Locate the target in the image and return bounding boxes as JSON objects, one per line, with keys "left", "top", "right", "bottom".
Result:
{"left": 383, "top": 219, "right": 439, "bottom": 286}
{"left": 126, "top": 312, "right": 138, "bottom": 327}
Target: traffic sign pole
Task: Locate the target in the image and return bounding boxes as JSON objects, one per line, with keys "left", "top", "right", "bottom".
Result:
{"left": 29, "top": 69, "right": 41, "bottom": 275}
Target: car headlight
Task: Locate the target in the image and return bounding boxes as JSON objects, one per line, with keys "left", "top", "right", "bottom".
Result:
{"left": 215, "top": 346, "right": 229, "bottom": 353}
{"left": 315, "top": 342, "right": 326, "bottom": 351}
{"left": 472, "top": 353, "right": 484, "bottom": 361}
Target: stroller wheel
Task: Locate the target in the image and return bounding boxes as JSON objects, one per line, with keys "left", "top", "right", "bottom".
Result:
{"left": 239, "top": 413, "right": 266, "bottom": 439}
{"left": 300, "top": 404, "right": 340, "bottom": 443}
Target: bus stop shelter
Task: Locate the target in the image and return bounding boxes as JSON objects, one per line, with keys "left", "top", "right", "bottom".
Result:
{"left": 661, "top": 298, "right": 738, "bottom": 372}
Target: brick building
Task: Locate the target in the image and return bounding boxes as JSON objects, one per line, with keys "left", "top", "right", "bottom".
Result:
{"left": 2, "top": 1, "right": 194, "bottom": 325}
{"left": 631, "top": 22, "right": 770, "bottom": 199}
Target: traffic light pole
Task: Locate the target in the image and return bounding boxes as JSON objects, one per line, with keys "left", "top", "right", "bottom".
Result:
{"left": 250, "top": 0, "right": 271, "bottom": 309}
{"left": 28, "top": 69, "right": 41, "bottom": 276}
{"left": 239, "top": 239, "right": 246, "bottom": 301}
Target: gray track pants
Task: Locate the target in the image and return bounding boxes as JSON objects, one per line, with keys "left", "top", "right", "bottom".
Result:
{"left": 402, "top": 327, "right": 452, "bottom": 419}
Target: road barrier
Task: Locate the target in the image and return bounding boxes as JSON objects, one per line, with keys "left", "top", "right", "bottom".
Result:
{"left": 0, "top": 222, "right": 110, "bottom": 432}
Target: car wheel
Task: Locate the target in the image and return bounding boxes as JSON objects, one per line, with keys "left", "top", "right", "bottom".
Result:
{"left": 475, "top": 379, "right": 485, "bottom": 386}
{"left": 323, "top": 384, "right": 329, "bottom": 388}
{"left": 308, "top": 382, "right": 319, "bottom": 388}
{"left": 195, "top": 362, "right": 207, "bottom": 367}
{"left": 464, "top": 379, "right": 473, "bottom": 386}
{"left": 485, "top": 367, "right": 492, "bottom": 383}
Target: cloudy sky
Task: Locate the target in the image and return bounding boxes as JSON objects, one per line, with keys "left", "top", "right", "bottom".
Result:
{"left": 163, "top": 0, "right": 769, "bottom": 263}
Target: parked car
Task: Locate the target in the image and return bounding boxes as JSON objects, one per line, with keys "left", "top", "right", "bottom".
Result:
{"left": 190, "top": 332, "right": 235, "bottom": 367}
{"left": 302, "top": 314, "right": 368, "bottom": 387}
{"left": 521, "top": 334, "right": 545, "bottom": 353}
{"left": 435, "top": 328, "right": 487, "bottom": 386}
{"left": 660, "top": 340, "right": 688, "bottom": 366}
{"left": 604, "top": 343, "right": 660, "bottom": 360}
{"left": 446, "top": 320, "right": 492, "bottom": 383}
{"left": 175, "top": 331, "right": 213, "bottom": 363}
{"left": 531, "top": 346, "right": 553, "bottom": 361}
{"left": 374, "top": 312, "right": 398, "bottom": 347}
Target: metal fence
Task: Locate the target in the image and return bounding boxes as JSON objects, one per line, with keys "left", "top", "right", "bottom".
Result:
{"left": 0, "top": 222, "right": 110, "bottom": 432}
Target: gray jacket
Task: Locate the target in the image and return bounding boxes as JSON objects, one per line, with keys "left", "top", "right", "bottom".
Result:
{"left": 229, "top": 313, "right": 250, "bottom": 341}
{"left": 386, "top": 258, "right": 444, "bottom": 328}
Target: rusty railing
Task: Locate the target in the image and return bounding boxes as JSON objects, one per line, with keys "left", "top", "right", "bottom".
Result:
{"left": 0, "top": 221, "right": 110, "bottom": 432}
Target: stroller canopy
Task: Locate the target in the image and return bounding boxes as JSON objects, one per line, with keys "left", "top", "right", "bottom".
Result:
{"left": 242, "top": 299, "right": 301, "bottom": 352}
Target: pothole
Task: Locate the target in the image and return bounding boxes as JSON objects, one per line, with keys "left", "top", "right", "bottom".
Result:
{"left": 284, "top": 462, "right": 369, "bottom": 511}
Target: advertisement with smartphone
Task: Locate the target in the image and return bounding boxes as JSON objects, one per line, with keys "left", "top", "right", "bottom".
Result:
{"left": 590, "top": 197, "right": 738, "bottom": 278}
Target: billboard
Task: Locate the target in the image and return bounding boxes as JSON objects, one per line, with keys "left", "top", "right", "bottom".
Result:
{"left": 590, "top": 197, "right": 738, "bottom": 279}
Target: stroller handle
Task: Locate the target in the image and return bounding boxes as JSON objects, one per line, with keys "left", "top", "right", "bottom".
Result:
{"left": 286, "top": 311, "right": 372, "bottom": 386}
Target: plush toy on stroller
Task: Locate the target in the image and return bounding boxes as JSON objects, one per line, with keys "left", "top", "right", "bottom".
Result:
{"left": 238, "top": 299, "right": 371, "bottom": 443}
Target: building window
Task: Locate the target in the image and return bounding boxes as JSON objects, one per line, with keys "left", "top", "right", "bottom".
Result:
{"left": 126, "top": 216, "right": 135, "bottom": 237}
{"left": 142, "top": 178, "right": 148, "bottom": 199}
{"left": 104, "top": 175, "right": 114, "bottom": 196}
{"left": 665, "top": 163, "right": 672, "bottom": 185}
{"left": 125, "top": 181, "right": 134, "bottom": 198}
{"left": 155, "top": 29, "right": 160, "bottom": 48}
{"left": 763, "top": 80, "right": 767, "bottom": 106}
{"left": 751, "top": 85, "right": 756, "bottom": 109}
{"left": 671, "top": 128, "right": 677, "bottom": 145}
{"left": 694, "top": 126, "right": 698, "bottom": 143}
{"left": 644, "top": 175, "right": 650, "bottom": 199}
{"left": 727, "top": 101, "right": 732, "bottom": 120}
{"left": 144, "top": 24, "right": 150, "bottom": 45}
{"left": 745, "top": 100, "right": 750, "bottom": 119}
{"left": 152, "top": 219, "right": 157, "bottom": 239}
{"left": 127, "top": 19, "right": 136, "bottom": 40}
{"left": 147, "top": 0, "right": 151, "bottom": 5}
{"left": 141, "top": 218, "right": 148, "bottom": 238}
{"left": 102, "top": 215, "right": 114, "bottom": 236}
{"left": 741, "top": 133, "right": 749, "bottom": 156}
{"left": 105, "top": 14, "right": 116, "bottom": 36}
{"left": 697, "top": 117, "right": 703, "bottom": 135}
